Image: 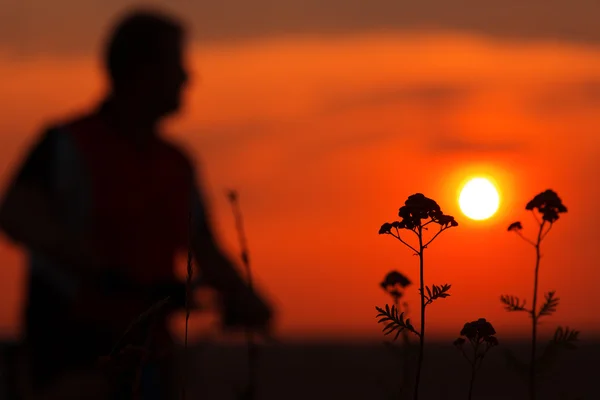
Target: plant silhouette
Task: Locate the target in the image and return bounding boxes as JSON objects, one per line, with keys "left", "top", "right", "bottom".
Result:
{"left": 380, "top": 270, "right": 413, "bottom": 398}
{"left": 381, "top": 271, "right": 412, "bottom": 305}
{"left": 376, "top": 193, "right": 457, "bottom": 400}
{"left": 453, "top": 318, "right": 499, "bottom": 400}
{"left": 501, "top": 189, "right": 579, "bottom": 400}
{"left": 227, "top": 190, "right": 260, "bottom": 400}
{"left": 181, "top": 211, "right": 194, "bottom": 400}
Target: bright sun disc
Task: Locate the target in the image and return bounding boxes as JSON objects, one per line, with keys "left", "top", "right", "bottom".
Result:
{"left": 459, "top": 177, "right": 500, "bottom": 221}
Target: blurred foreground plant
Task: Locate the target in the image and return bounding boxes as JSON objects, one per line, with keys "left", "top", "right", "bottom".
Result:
{"left": 376, "top": 194, "right": 457, "bottom": 400}
{"left": 380, "top": 271, "right": 413, "bottom": 348}
{"left": 501, "top": 189, "right": 579, "bottom": 400}
{"left": 453, "top": 318, "right": 498, "bottom": 400}
{"left": 227, "top": 190, "right": 259, "bottom": 400}
{"left": 380, "top": 270, "right": 413, "bottom": 398}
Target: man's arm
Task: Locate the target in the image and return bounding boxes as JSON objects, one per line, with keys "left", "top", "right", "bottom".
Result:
{"left": 0, "top": 128, "right": 111, "bottom": 280}
{"left": 190, "top": 180, "right": 273, "bottom": 331}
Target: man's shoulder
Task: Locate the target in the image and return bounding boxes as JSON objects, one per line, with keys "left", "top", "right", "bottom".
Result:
{"left": 60, "top": 111, "right": 102, "bottom": 136}
{"left": 41, "top": 109, "right": 101, "bottom": 140}
{"left": 23, "top": 110, "right": 95, "bottom": 164}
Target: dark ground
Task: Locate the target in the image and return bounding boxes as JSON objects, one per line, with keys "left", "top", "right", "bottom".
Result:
{"left": 179, "top": 339, "right": 597, "bottom": 399}
{"left": 1, "top": 339, "right": 597, "bottom": 399}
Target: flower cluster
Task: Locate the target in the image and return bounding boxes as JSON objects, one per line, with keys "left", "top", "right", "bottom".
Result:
{"left": 454, "top": 318, "right": 499, "bottom": 348}
{"left": 453, "top": 318, "right": 499, "bottom": 399}
{"left": 507, "top": 221, "right": 523, "bottom": 232}
{"left": 376, "top": 193, "right": 459, "bottom": 399}
{"left": 380, "top": 270, "right": 412, "bottom": 300}
{"left": 525, "top": 189, "right": 567, "bottom": 223}
{"left": 379, "top": 193, "right": 458, "bottom": 234}
{"left": 503, "top": 189, "right": 575, "bottom": 400}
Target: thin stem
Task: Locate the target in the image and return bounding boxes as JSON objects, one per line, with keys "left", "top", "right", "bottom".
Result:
{"left": 475, "top": 352, "right": 487, "bottom": 372}
{"left": 421, "top": 220, "right": 435, "bottom": 229}
{"left": 540, "top": 222, "right": 553, "bottom": 241}
{"left": 469, "top": 335, "right": 483, "bottom": 400}
{"left": 515, "top": 231, "right": 537, "bottom": 247}
{"left": 394, "top": 297, "right": 409, "bottom": 347}
{"left": 394, "top": 297, "right": 411, "bottom": 398}
{"left": 468, "top": 340, "right": 481, "bottom": 400}
{"left": 468, "top": 360, "right": 477, "bottom": 400}
{"left": 423, "top": 226, "right": 448, "bottom": 249}
{"left": 402, "top": 301, "right": 410, "bottom": 317}
{"left": 529, "top": 220, "right": 545, "bottom": 400}
{"left": 392, "top": 227, "right": 420, "bottom": 255}
{"left": 413, "top": 225, "right": 425, "bottom": 400}
{"left": 181, "top": 211, "right": 194, "bottom": 400}
{"left": 459, "top": 347, "right": 471, "bottom": 365}
{"left": 400, "top": 298, "right": 412, "bottom": 395}
{"left": 229, "top": 192, "right": 258, "bottom": 400}
{"left": 531, "top": 210, "right": 540, "bottom": 225}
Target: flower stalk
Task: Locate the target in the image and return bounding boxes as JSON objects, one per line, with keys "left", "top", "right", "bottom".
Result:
{"left": 376, "top": 193, "right": 457, "bottom": 400}
{"left": 503, "top": 189, "right": 570, "bottom": 400}
{"left": 453, "top": 318, "right": 499, "bottom": 400}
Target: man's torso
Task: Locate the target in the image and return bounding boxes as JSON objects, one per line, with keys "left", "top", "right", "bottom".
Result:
{"left": 25, "top": 105, "right": 196, "bottom": 343}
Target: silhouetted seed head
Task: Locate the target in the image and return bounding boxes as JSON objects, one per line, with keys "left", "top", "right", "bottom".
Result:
{"left": 507, "top": 221, "right": 523, "bottom": 232}
{"left": 379, "top": 222, "right": 393, "bottom": 235}
{"left": 435, "top": 214, "right": 459, "bottom": 228}
{"left": 398, "top": 193, "right": 440, "bottom": 229}
{"left": 453, "top": 337, "right": 466, "bottom": 348}
{"left": 381, "top": 271, "right": 411, "bottom": 290}
{"left": 460, "top": 318, "right": 497, "bottom": 342}
{"left": 380, "top": 271, "right": 412, "bottom": 302}
{"left": 525, "top": 189, "right": 567, "bottom": 223}
{"left": 380, "top": 193, "right": 459, "bottom": 231}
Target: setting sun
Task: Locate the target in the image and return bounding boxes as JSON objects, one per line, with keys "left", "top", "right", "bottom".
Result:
{"left": 458, "top": 177, "right": 500, "bottom": 221}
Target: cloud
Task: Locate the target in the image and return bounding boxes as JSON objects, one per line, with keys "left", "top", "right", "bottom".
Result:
{"left": 318, "top": 83, "right": 475, "bottom": 117}
{"left": 531, "top": 79, "right": 600, "bottom": 113}
{"left": 2, "top": 0, "right": 600, "bottom": 56}
{"left": 180, "top": 78, "right": 526, "bottom": 166}
{"left": 427, "top": 136, "right": 527, "bottom": 154}
{"left": 191, "top": 120, "right": 277, "bottom": 148}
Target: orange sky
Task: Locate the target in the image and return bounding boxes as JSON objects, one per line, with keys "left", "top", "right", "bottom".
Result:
{"left": 1, "top": 32, "right": 599, "bottom": 342}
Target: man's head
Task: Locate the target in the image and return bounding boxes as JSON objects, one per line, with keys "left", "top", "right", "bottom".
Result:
{"left": 104, "top": 9, "right": 188, "bottom": 118}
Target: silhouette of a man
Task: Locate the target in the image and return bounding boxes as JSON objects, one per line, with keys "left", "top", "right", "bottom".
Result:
{"left": 0, "top": 9, "right": 272, "bottom": 399}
